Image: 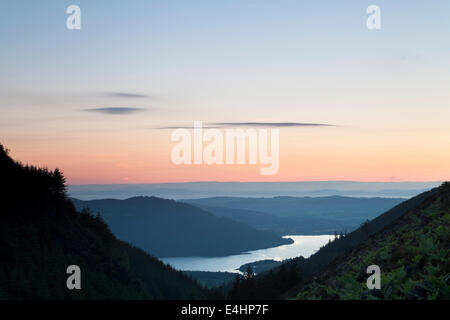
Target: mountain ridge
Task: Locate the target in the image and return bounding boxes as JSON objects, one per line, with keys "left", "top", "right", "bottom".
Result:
{"left": 71, "top": 196, "right": 292, "bottom": 257}
{"left": 184, "top": 196, "right": 404, "bottom": 235}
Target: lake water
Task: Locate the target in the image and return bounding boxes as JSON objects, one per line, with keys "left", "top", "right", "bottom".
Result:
{"left": 161, "top": 235, "right": 334, "bottom": 273}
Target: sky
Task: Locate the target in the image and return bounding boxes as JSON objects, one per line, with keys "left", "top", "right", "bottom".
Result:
{"left": 1, "top": 0, "right": 449, "bottom": 184}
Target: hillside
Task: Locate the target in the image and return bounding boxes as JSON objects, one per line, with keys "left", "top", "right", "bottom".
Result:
{"left": 184, "top": 271, "right": 237, "bottom": 289}
{"left": 71, "top": 197, "right": 291, "bottom": 257}
{"left": 0, "top": 144, "right": 207, "bottom": 299}
{"left": 225, "top": 186, "right": 448, "bottom": 299}
{"left": 294, "top": 183, "right": 450, "bottom": 299}
{"left": 184, "top": 196, "right": 404, "bottom": 235}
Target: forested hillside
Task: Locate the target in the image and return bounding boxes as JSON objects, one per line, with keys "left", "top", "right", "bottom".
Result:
{"left": 0, "top": 144, "right": 207, "bottom": 299}
{"left": 71, "top": 197, "right": 291, "bottom": 257}
{"left": 295, "top": 183, "right": 450, "bottom": 299}
{"left": 226, "top": 185, "right": 449, "bottom": 299}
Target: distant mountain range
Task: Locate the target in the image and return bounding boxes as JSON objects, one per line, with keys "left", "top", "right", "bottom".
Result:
{"left": 68, "top": 181, "right": 441, "bottom": 200}
{"left": 183, "top": 196, "right": 404, "bottom": 235}
{"left": 71, "top": 197, "right": 291, "bottom": 257}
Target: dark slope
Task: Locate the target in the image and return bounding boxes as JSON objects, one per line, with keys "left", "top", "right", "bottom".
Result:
{"left": 71, "top": 197, "right": 291, "bottom": 258}
{"left": 294, "top": 183, "right": 450, "bottom": 299}
{"left": 225, "top": 187, "right": 445, "bottom": 299}
{"left": 184, "top": 271, "right": 237, "bottom": 289}
{"left": 0, "top": 144, "right": 207, "bottom": 299}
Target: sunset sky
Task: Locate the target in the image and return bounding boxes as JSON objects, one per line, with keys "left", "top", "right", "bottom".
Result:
{"left": 1, "top": 0, "right": 449, "bottom": 184}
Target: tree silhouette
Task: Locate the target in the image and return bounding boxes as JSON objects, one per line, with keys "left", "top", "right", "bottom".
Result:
{"left": 52, "top": 168, "right": 67, "bottom": 197}
{"left": 244, "top": 265, "right": 255, "bottom": 279}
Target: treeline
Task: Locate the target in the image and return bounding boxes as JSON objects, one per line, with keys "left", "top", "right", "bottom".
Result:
{"left": 1, "top": 145, "right": 67, "bottom": 200}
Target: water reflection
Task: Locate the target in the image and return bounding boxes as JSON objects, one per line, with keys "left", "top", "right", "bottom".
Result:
{"left": 161, "top": 235, "right": 333, "bottom": 273}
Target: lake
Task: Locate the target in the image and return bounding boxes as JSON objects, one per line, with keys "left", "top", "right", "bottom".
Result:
{"left": 161, "top": 235, "right": 334, "bottom": 273}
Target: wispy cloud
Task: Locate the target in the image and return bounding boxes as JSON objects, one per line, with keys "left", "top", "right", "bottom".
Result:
{"left": 155, "top": 122, "right": 334, "bottom": 129}
{"left": 106, "top": 92, "right": 152, "bottom": 99}
{"left": 212, "top": 122, "right": 334, "bottom": 128}
{"left": 84, "top": 107, "right": 145, "bottom": 115}
{"left": 156, "top": 125, "right": 222, "bottom": 129}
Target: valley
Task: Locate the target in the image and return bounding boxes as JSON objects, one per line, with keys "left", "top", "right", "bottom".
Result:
{"left": 1, "top": 143, "right": 447, "bottom": 300}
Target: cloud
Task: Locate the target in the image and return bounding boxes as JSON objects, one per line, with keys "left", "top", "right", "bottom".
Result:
{"left": 212, "top": 122, "right": 334, "bottom": 128}
{"left": 84, "top": 107, "right": 145, "bottom": 115}
{"left": 155, "top": 122, "right": 334, "bottom": 129}
{"left": 107, "top": 92, "right": 152, "bottom": 99}
{"left": 84, "top": 92, "right": 152, "bottom": 99}
{"left": 156, "top": 125, "right": 221, "bottom": 130}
